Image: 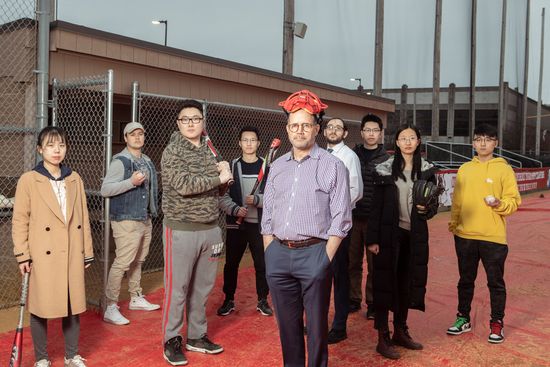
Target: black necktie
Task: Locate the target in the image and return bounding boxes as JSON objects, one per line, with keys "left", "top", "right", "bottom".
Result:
{"left": 327, "top": 148, "right": 333, "bottom": 153}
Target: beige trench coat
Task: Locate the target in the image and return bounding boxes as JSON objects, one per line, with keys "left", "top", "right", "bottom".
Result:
{"left": 12, "top": 170, "right": 93, "bottom": 318}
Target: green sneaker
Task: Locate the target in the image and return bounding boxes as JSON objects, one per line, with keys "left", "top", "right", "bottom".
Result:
{"left": 446, "top": 316, "right": 472, "bottom": 335}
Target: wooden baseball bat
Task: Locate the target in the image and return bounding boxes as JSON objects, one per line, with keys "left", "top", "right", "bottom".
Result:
{"left": 236, "top": 138, "right": 281, "bottom": 224}
{"left": 9, "top": 271, "right": 30, "bottom": 367}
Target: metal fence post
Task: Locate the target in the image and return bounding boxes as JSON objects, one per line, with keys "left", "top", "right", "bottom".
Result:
{"left": 131, "top": 81, "right": 139, "bottom": 122}
{"left": 36, "top": 0, "right": 50, "bottom": 131}
{"left": 102, "top": 70, "right": 114, "bottom": 311}
{"left": 51, "top": 78, "right": 58, "bottom": 126}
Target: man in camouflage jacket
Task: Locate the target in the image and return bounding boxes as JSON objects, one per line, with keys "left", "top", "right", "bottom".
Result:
{"left": 160, "top": 99, "right": 233, "bottom": 366}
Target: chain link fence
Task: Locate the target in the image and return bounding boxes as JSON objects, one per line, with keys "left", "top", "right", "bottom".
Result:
{"left": 135, "top": 90, "right": 362, "bottom": 273}
{"left": 0, "top": 0, "right": 37, "bottom": 309}
{"left": 52, "top": 73, "right": 112, "bottom": 308}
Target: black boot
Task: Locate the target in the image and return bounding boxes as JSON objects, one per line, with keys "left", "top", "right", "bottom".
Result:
{"left": 376, "top": 330, "right": 400, "bottom": 360}
{"left": 392, "top": 325, "right": 423, "bottom": 350}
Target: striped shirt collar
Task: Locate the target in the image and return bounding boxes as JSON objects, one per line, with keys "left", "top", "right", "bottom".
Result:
{"left": 285, "top": 143, "right": 322, "bottom": 161}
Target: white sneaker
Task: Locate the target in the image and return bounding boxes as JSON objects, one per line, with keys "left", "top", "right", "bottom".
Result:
{"left": 103, "top": 304, "right": 130, "bottom": 325}
{"left": 34, "top": 360, "right": 51, "bottom": 367}
{"left": 64, "top": 355, "right": 87, "bottom": 367}
{"left": 129, "top": 295, "right": 161, "bottom": 311}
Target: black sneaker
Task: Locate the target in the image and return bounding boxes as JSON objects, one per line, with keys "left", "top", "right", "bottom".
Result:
{"left": 256, "top": 299, "right": 273, "bottom": 316}
{"left": 164, "top": 336, "right": 188, "bottom": 365}
{"left": 327, "top": 328, "right": 347, "bottom": 344}
{"left": 216, "top": 299, "right": 235, "bottom": 316}
{"left": 348, "top": 300, "right": 361, "bottom": 313}
{"left": 366, "top": 306, "right": 375, "bottom": 320}
{"left": 186, "top": 335, "right": 224, "bottom": 354}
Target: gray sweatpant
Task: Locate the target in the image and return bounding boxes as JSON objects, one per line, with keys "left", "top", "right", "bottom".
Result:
{"left": 162, "top": 225, "right": 223, "bottom": 343}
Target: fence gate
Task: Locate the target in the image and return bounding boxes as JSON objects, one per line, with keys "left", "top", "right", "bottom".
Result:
{"left": 52, "top": 70, "right": 113, "bottom": 308}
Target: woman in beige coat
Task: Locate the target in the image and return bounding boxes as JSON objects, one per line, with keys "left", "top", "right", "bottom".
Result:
{"left": 12, "top": 126, "right": 93, "bottom": 367}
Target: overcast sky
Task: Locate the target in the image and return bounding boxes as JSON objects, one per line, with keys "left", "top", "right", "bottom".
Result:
{"left": 49, "top": 0, "right": 547, "bottom": 104}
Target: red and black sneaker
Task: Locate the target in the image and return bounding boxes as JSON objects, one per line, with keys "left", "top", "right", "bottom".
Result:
{"left": 488, "top": 320, "right": 504, "bottom": 344}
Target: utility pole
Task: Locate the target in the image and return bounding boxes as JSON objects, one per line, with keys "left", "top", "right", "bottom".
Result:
{"left": 469, "top": 0, "right": 477, "bottom": 138}
{"left": 373, "top": 0, "right": 384, "bottom": 96}
{"left": 432, "top": 0, "right": 442, "bottom": 139}
{"left": 498, "top": 0, "right": 507, "bottom": 147}
{"left": 521, "top": 0, "right": 530, "bottom": 154}
{"left": 282, "top": 0, "right": 295, "bottom": 75}
{"left": 535, "top": 7, "right": 545, "bottom": 156}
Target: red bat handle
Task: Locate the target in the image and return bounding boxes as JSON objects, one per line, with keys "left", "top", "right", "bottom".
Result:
{"left": 9, "top": 272, "right": 29, "bottom": 367}
{"left": 236, "top": 138, "right": 280, "bottom": 224}
{"left": 202, "top": 130, "right": 234, "bottom": 185}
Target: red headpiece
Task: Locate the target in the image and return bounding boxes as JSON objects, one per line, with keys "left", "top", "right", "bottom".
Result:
{"left": 278, "top": 90, "right": 328, "bottom": 115}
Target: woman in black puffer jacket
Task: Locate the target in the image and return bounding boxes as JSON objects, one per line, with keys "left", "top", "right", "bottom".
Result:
{"left": 366, "top": 123, "right": 439, "bottom": 360}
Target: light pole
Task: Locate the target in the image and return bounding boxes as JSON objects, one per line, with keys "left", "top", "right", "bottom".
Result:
{"left": 152, "top": 20, "right": 168, "bottom": 46}
{"left": 350, "top": 78, "right": 364, "bottom": 91}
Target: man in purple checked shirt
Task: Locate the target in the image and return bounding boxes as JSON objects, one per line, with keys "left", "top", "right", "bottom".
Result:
{"left": 261, "top": 90, "right": 352, "bottom": 367}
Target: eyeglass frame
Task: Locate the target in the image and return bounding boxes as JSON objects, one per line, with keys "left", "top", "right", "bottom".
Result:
{"left": 473, "top": 136, "right": 497, "bottom": 144}
{"left": 325, "top": 125, "right": 345, "bottom": 132}
{"left": 397, "top": 136, "right": 419, "bottom": 143}
{"left": 177, "top": 116, "right": 204, "bottom": 125}
{"left": 240, "top": 138, "right": 259, "bottom": 144}
{"left": 287, "top": 122, "right": 317, "bottom": 133}
{"left": 362, "top": 128, "right": 381, "bottom": 134}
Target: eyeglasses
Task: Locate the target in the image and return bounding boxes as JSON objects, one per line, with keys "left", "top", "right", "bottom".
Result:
{"left": 362, "top": 128, "right": 381, "bottom": 134}
{"left": 241, "top": 139, "right": 258, "bottom": 144}
{"left": 397, "top": 136, "right": 418, "bottom": 143}
{"left": 288, "top": 122, "right": 315, "bottom": 133}
{"left": 177, "top": 116, "right": 203, "bottom": 125}
{"left": 325, "top": 125, "right": 344, "bottom": 132}
{"left": 473, "top": 137, "right": 497, "bottom": 144}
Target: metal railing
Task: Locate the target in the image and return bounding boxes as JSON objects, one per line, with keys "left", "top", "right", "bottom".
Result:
{"left": 496, "top": 147, "right": 543, "bottom": 167}
{"left": 423, "top": 141, "right": 541, "bottom": 169}
{"left": 424, "top": 142, "right": 472, "bottom": 169}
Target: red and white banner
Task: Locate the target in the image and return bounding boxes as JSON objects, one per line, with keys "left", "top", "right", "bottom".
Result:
{"left": 437, "top": 167, "right": 550, "bottom": 207}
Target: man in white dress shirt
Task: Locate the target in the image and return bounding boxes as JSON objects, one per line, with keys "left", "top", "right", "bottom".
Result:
{"left": 323, "top": 118, "right": 363, "bottom": 343}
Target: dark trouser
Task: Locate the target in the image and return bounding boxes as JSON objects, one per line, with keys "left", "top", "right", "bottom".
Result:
{"left": 30, "top": 312, "right": 80, "bottom": 361}
{"left": 223, "top": 222, "right": 269, "bottom": 300}
{"left": 375, "top": 228, "right": 410, "bottom": 331}
{"left": 349, "top": 216, "right": 374, "bottom": 306}
{"left": 265, "top": 240, "right": 332, "bottom": 367}
{"left": 330, "top": 233, "right": 350, "bottom": 331}
{"left": 454, "top": 236, "right": 508, "bottom": 321}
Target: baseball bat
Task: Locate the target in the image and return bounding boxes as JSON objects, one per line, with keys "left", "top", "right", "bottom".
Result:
{"left": 9, "top": 271, "right": 30, "bottom": 367}
{"left": 202, "top": 130, "right": 234, "bottom": 186}
{"left": 236, "top": 138, "right": 281, "bottom": 224}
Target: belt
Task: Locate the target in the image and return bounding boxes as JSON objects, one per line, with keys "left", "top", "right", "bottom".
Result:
{"left": 275, "top": 236, "right": 322, "bottom": 249}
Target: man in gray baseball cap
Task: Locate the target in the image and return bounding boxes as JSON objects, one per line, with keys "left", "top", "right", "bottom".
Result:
{"left": 101, "top": 121, "right": 160, "bottom": 325}
{"left": 123, "top": 121, "right": 145, "bottom": 135}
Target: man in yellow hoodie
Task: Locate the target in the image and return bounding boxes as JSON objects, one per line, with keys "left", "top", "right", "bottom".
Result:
{"left": 447, "top": 123, "right": 520, "bottom": 344}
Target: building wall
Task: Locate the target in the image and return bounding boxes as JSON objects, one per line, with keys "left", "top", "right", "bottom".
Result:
{"left": 48, "top": 24, "right": 394, "bottom": 123}
{"left": 382, "top": 85, "right": 550, "bottom": 153}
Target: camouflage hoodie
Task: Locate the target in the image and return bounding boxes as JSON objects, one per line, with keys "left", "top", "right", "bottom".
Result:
{"left": 161, "top": 131, "right": 222, "bottom": 230}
